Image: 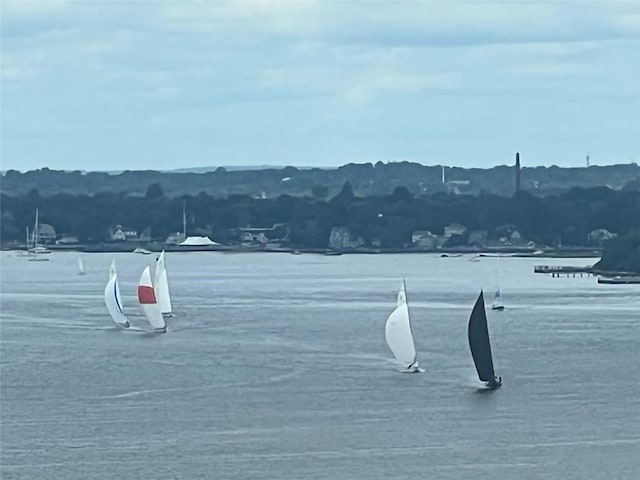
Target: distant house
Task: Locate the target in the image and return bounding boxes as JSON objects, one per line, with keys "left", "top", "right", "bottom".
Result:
{"left": 238, "top": 224, "right": 290, "bottom": 246}
{"left": 37, "top": 224, "right": 56, "bottom": 244}
{"left": 109, "top": 225, "right": 137, "bottom": 242}
{"left": 588, "top": 229, "right": 616, "bottom": 246}
{"left": 510, "top": 230, "right": 522, "bottom": 243}
{"left": 444, "top": 223, "right": 467, "bottom": 237}
{"left": 412, "top": 230, "right": 439, "bottom": 249}
{"left": 329, "top": 226, "right": 363, "bottom": 250}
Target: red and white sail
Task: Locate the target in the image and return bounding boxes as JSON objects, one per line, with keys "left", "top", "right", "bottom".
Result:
{"left": 137, "top": 266, "right": 166, "bottom": 332}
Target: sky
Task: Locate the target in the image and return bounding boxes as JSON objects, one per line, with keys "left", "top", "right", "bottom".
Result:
{"left": 1, "top": 0, "right": 639, "bottom": 172}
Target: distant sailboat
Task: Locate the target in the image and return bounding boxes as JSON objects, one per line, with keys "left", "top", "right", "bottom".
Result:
{"left": 492, "top": 255, "right": 505, "bottom": 310}
{"left": 137, "top": 266, "right": 167, "bottom": 333}
{"left": 491, "top": 290, "right": 504, "bottom": 311}
{"left": 385, "top": 279, "right": 421, "bottom": 372}
{"left": 468, "top": 291, "right": 501, "bottom": 389}
{"left": 28, "top": 208, "right": 51, "bottom": 262}
{"left": 104, "top": 273, "right": 130, "bottom": 328}
{"left": 78, "top": 257, "right": 86, "bottom": 275}
{"left": 109, "top": 259, "right": 117, "bottom": 280}
{"left": 154, "top": 250, "right": 172, "bottom": 316}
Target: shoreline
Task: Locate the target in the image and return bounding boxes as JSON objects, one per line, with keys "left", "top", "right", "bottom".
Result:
{"left": 2, "top": 242, "right": 603, "bottom": 258}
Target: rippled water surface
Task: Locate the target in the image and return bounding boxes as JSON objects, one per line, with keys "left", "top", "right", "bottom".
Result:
{"left": 1, "top": 252, "right": 639, "bottom": 479}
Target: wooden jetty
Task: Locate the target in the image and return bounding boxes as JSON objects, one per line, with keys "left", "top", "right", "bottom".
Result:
{"left": 534, "top": 265, "right": 594, "bottom": 277}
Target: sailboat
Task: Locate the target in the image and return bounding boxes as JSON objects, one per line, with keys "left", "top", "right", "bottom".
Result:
{"left": 492, "top": 255, "right": 505, "bottom": 310}
{"left": 385, "top": 279, "right": 421, "bottom": 372}
{"left": 17, "top": 226, "right": 32, "bottom": 257}
{"left": 468, "top": 291, "right": 502, "bottom": 389}
{"left": 104, "top": 273, "right": 130, "bottom": 328}
{"left": 109, "top": 259, "right": 117, "bottom": 280}
{"left": 78, "top": 257, "right": 86, "bottom": 275}
{"left": 491, "top": 290, "right": 504, "bottom": 311}
{"left": 137, "top": 266, "right": 167, "bottom": 333}
{"left": 28, "top": 209, "right": 51, "bottom": 261}
{"left": 154, "top": 250, "right": 173, "bottom": 316}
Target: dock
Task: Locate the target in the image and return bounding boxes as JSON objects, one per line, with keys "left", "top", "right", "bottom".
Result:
{"left": 534, "top": 265, "right": 594, "bottom": 277}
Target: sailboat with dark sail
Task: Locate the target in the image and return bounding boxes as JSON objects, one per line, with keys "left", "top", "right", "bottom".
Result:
{"left": 468, "top": 291, "right": 502, "bottom": 389}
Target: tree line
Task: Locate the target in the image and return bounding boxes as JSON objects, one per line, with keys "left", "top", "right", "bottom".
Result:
{"left": 1, "top": 183, "right": 638, "bottom": 251}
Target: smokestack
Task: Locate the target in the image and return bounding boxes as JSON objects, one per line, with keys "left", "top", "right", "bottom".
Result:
{"left": 515, "top": 152, "right": 521, "bottom": 192}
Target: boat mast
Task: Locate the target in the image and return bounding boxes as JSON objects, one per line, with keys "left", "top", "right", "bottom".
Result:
{"left": 182, "top": 201, "right": 187, "bottom": 239}
{"left": 34, "top": 208, "right": 40, "bottom": 247}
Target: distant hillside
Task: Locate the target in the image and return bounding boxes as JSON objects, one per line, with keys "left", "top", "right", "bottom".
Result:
{"left": 1, "top": 162, "right": 638, "bottom": 198}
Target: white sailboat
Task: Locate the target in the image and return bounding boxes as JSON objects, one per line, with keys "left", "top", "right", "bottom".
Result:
{"left": 385, "top": 279, "right": 421, "bottom": 372}
{"left": 109, "top": 259, "right": 117, "bottom": 280}
{"left": 492, "top": 256, "right": 505, "bottom": 311}
{"left": 28, "top": 208, "right": 51, "bottom": 261}
{"left": 104, "top": 273, "right": 130, "bottom": 328}
{"left": 154, "top": 250, "right": 172, "bottom": 316}
{"left": 78, "top": 257, "right": 86, "bottom": 275}
{"left": 137, "top": 266, "right": 167, "bottom": 332}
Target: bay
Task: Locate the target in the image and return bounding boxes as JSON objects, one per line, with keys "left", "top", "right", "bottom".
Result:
{"left": 1, "top": 252, "right": 639, "bottom": 479}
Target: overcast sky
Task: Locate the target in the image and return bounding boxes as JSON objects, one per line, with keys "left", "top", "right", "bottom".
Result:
{"left": 2, "top": 0, "right": 639, "bottom": 171}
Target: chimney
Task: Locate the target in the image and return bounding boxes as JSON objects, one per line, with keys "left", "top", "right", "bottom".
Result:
{"left": 515, "top": 152, "right": 521, "bottom": 192}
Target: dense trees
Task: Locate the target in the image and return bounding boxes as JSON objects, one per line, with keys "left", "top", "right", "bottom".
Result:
{"left": 2, "top": 162, "right": 638, "bottom": 198}
{"left": 1, "top": 186, "right": 638, "bottom": 251}
{"left": 595, "top": 235, "right": 640, "bottom": 274}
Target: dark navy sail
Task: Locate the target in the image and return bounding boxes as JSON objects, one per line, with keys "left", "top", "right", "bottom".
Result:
{"left": 468, "top": 291, "right": 498, "bottom": 384}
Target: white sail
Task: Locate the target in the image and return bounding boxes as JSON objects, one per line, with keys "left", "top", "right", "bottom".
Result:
{"left": 154, "top": 250, "right": 172, "bottom": 315}
{"left": 104, "top": 274, "right": 130, "bottom": 328}
{"left": 385, "top": 283, "right": 417, "bottom": 368}
{"left": 137, "top": 266, "right": 166, "bottom": 332}
{"left": 109, "top": 259, "right": 117, "bottom": 279}
{"left": 78, "top": 257, "right": 86, "bottom": 275}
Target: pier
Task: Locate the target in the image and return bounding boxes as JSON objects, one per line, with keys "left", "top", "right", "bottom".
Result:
{"left": 534, "top": 265, "right": 594, "bottom": 277}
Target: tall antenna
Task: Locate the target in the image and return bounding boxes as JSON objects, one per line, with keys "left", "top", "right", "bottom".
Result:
{"left": 586, "top": 154, "right": 590, "bottom": 167}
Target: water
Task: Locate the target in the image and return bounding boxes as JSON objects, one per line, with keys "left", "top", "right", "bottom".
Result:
{"left": 1, "top": 252, "right": 639, "bottom": 479}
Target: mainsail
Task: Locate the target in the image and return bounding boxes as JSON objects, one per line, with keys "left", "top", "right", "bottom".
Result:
{"left": 385, "top": 281, "right": 417, "bottom": 368}
{"left": 468, "top": 291, "right": 496, "bottom": 382}
{"left": 104, "top": 274, "right": 130, "bottom": 328}
{"left": 137, "top": 266, "right": 167, "bottom": 332}
{"left": 154, "top": 250, "right": 172, "bottom": 315}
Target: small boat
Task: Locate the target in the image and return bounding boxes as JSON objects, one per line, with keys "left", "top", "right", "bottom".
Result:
{"left": 28, "top": 209, "right": 51, "bottom": 255}
{"left": 491, "top": 290, "right": 504, "bottom": 311}
{"left": 109, "top": 259, "right": 117, "bottom": 280}
{"left": 154, "top": 251, "right": 172, "bottom": 316}
{"left": 78, "top": 257, "right": 86, "bottom": 275}
{"left": 137, "top": 266, "right": 167, "bottom": 332}
{"left": 104, "top": 273, "right": 130, "bottom": 328}
{"left": 385, "top": 279, "right": 421, "bottom": 372}
{"left": 597, "top": 276, "right": 640, "bottom": 285}
{"left": 27, "top": 209, "right": 51, "bottom": 261}
{"left": 491, "top": 255, "right": 505, "bottom": 310}
{"left": 468, "top": 291, "right": 501, "bottom": 389}
{"left": 133, "top": 247, "right": 152, "bottom": 255}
